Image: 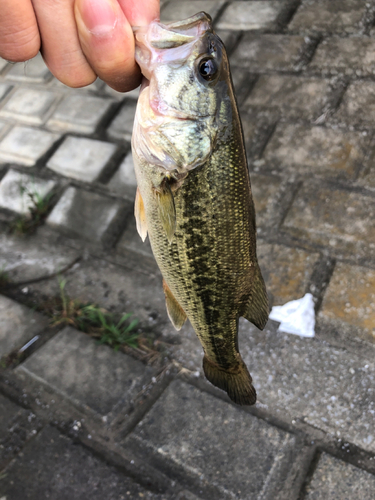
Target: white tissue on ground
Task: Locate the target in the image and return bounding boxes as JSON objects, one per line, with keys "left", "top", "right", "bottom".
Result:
{"left": 269, "top": 293, "right": 315, "bottom": 338}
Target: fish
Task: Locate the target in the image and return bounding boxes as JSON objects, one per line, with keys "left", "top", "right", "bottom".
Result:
{"left": 131, "top": 12, "right": 269, "bottom": 405}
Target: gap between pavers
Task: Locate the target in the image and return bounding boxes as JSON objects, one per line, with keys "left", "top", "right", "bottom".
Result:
{"left": 123, "top": 378, "right": 297, "bottom": 500}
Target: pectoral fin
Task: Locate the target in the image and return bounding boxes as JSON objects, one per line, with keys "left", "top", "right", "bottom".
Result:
{"left": 135, "top": 187, "right": 148, "bottom": 242}
{"left": 163, "top": 279, "right": 187, "bottom": 330}
{"left": 155, "top": 180, "right": 176, "bottom": 243}
{"left": 242, "top": 265, "right": 269, "bottom": 330}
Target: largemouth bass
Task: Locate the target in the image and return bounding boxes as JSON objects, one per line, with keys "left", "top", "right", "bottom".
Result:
{"left": 132, "top": 12, "right": 269, "bottom": 405}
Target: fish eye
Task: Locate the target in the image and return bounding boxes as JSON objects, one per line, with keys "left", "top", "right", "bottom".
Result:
{"left": 198, "top": 57, "right": 218, "bottom": 81}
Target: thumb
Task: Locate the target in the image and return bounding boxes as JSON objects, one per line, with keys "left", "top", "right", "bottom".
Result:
{"left": 74, "top": 0, "right": 141, "bottom": 92}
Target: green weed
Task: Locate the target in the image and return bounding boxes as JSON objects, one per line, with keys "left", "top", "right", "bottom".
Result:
{"left": 11, "top": 185, "right": 54, "bottom": 235}
{"left": 43, "top": 278, "right": 140, "bottom": 350}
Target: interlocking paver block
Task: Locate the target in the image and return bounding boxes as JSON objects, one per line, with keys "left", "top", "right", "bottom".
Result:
{"left": 216, "top": 1, "right": 285, "bottom": 31}
{"left": 107, "top": 152, "right": 137, "bottom": 198}
{"left": 0, "top": 82, "right": 12, "bottom": 103}
{"left": 5, "top": 53, "right": 51, "bottom": 83}
{"left": 289, "top": 0, "right": 367, "bottom": 34}
{"left": 47, "top": 94, "right": 113, "bottom": 134}
{"left": 0, "top": 232, "right": 80, "bottom": 283}
{"left": 18, "top": 326, "right": 152, "bottom": 416}
{"left": 231, "top": 34, "right": 308, "bottom": 72}
{"left": 0, "top": 294, "right": 49, "bottom": 357}
{"left": 0, "top": 394, "right": 42, "bottom": 470}
{"left": 0, "top": 88, "right": 58, "bottom": 124}
{"left": 161, "top": 0, "right": 226, "bottom": 23}
{"left": 334, "top": 80, "right": 375, "bottom": 127}
{"left": 117, "top": 216, "right": 153, "bottom": 259}
{"left": 263, "top": 124, "right": 368, "bottom": 180}
{"left": 319, "top": 262, "right": 375, "bottom": 337}
{"left": 0, "top": 169, "right": 56, "bottom": 215}
{"left": 0, "top": 57, "right": 9, "bottom": 72}
{"left": 0, "top": 425, "right": 167, "bottom": 499}
{"left": 124, "top": 379, "right": 295, "bottom": 499}
{"left": 251, "top": 173, "right": 280, "bottom": 229}
{"left": 282, "top": 183, "right": 375, "bottom": 260}
{"left": 47, "top": 186, "right": 125, "bottom": 242}
{"left": 305, "top": 452, "right": 375, "bottom": 499}
{"left": 0, "top": 125, "right": 60, "bottom": 166}
{"left": 309, "top": 37, "right": 375, "bottom": 76}
{"left": 47, "top": 136, "right": 117, "bottom": 183}
{"left": 245, "top": 75, "right": 331, "bottom": 121}
{"left": 257, "top": 241, "right": 319, "bottom": 305}
{"left": 0, "top": 120, "right": 9, "bottom": 141}
{"left": 106, "top": 100, "right": 137, "bottom": 141}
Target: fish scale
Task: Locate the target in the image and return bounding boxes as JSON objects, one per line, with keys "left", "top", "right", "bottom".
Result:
{"left": 132, "top": 12, "right": 269, "bottom": 405}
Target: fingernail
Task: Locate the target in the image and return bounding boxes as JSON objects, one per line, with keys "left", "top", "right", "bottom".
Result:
{"left": 79, "top": 0, "right": 117, "bottom": 36}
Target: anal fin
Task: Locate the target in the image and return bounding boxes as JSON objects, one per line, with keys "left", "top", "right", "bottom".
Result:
{"left": 155, "top": 180, "right": 176, "bottom": 243}
{"left": 163, "top": 279, "right": 187, "bottom": 330}
{"left": 135, "top": 187, "right": 148, "bottom": 242}
{"left": 242, "top": 265, "right": 269, "bottom": 330}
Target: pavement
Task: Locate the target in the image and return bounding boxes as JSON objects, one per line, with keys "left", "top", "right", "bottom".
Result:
{"left": 0, "top": 0, "right": 375, "bottom": 499}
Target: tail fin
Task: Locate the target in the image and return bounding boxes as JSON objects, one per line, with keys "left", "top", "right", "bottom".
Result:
{"left": 203, "top": 355, "right": 257, "bottom": 406}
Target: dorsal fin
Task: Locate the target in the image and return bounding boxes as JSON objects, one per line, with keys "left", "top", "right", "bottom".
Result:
{"left": 134, "top": 187, "right": 148, "bottom": 242}
{"left": 163, "top": 279, "right": 187, "bottom": 330}
{"left": 242, "top": 265, "right": 269, "bottom": 330}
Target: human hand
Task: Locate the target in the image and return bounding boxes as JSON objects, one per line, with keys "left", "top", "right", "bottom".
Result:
{"left": 0, "top": 0, "right": 159, "bottom": 91}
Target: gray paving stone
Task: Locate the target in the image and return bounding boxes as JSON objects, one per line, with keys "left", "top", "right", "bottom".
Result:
{"left": 0, "top": 120, "right": 9, "bottom": 141}
{"left": 0, "top": 169, "right": 56, "bottom": 215}
{"left": 333, "top": 80, "right": 375, "bottom": 127}
{"left": 257, "top": 241, "right": 320, "bottom": 305}
{"left": 47, "top": 186, "right": 126, "bottom": 243}
{"left": 282, "top": 183, "right": 375, "bottom": 260}
{"left": 106, "top": 101, "right": 137, "bottom": 141}
{"left": 17, "top": 326, "right": 152, "bottom": 416}
{"left": 0, "top": 88, "right": 58, "bottom": 125}
{"left": 231, "top": 34, "right": 308, "bottom": 72}
{"left": 0, "top": 126, "right": 60, "bottom": 166}
{"left": 171, "top": 321, "right": 375, "bottom": 453}
{"left": 251, "top": 173, "right": 281, "bottom": 229}
{"left": 0, "top": 82, "right": 12, "bottom": 103}
{"left": 305, "top": 452, "right": 375, "bottom": 499}
{"left": 47, "top": 94, "right": 113, "bottom": 134}
{"left": 262, "top": 124, "right": 368, "bottom": 180}
{"left": 0, "top": 425, "right": 168, "bottom": 499}
{"left": 216, "top": 1, "right": 285, "bottom": 31}
{"left": 124, "top": 379, "right": 296, "bottom": 500}
{"left": 309, "top": 37, "right": 375, "bottom": 76}
{"left": 5, "top": 53, "right": 51, "bottom": 83}
{"left": 319, "top": 262, "right": 375, "bottom": 339}
{"left": 161, "top": 0, "right": 226, "bottom": 23}
{"left": 245, "top": 75, "right": 331, "bottom": 121}
{"left": 0, "top": 57, "right": 9, "bottom": 72}
{"left": 47, "top": 136, "right": 117, "bottom": 183}
{"left": 288, "top": 0, "right": 367, "bottom": 34}
{"left": 107, "top": 152, "right": 137, "bottom": 198}
{"left": 0, "top": 394, "right": 42, "bottom": 470}
{"left": 0, "top": 232, "right": 80, "bottom": 284}
{"left": 116, "top": 216, "right": 154, "bottom": 259}
{"left": 0, "top": 294, "right": 49, "bottom": 357}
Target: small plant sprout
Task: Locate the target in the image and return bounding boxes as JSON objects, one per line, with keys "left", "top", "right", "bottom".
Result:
{"left": 0, "top": 266, "right": 9, "bottom": 288}
{"left": 11, "top": 182, "right": 54, "bottom": 235}
{"left": 43, "top": 277, "right": 140, "bottom": 350}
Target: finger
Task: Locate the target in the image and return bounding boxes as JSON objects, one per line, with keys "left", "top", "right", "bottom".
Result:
{"left": 117, "top": 0, "right": 160, "bottom": 87}
{"left": 117, "top": 0, "right": 160, "bottom": 26}
{"left": 31, "top": 0, "right": 96, "bottom": 87}
{"left": 74, "top": 0, "right": 140, "bottom": 92}
{"left": 0, "top": 0, "right": 40, "bottom": 61}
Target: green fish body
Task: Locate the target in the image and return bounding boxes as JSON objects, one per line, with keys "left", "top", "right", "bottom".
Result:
{"left": 132, "top": 13, "right": 268, "bottom": 405}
